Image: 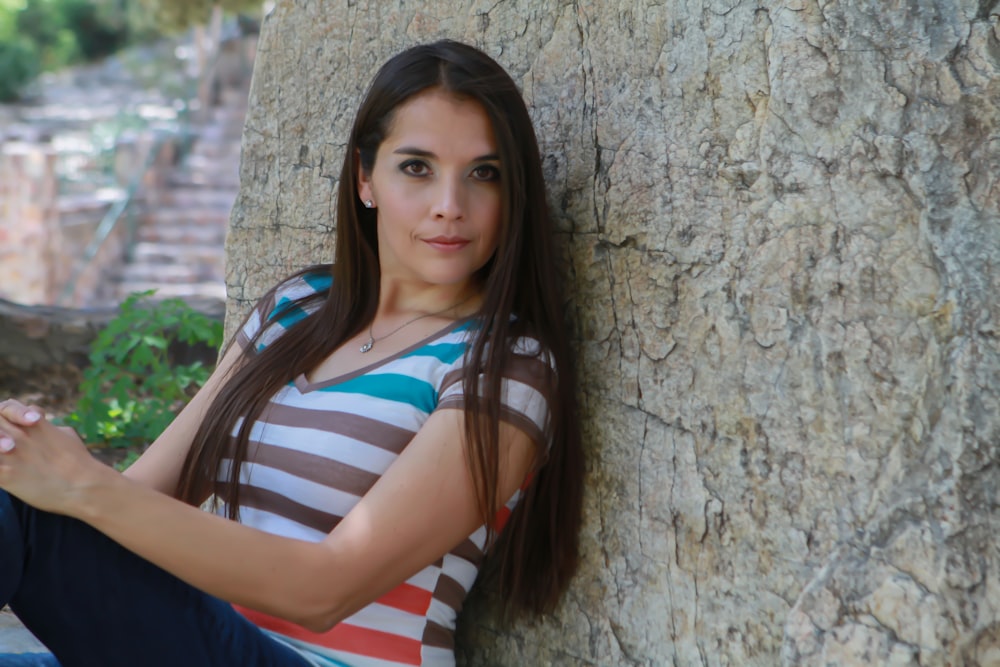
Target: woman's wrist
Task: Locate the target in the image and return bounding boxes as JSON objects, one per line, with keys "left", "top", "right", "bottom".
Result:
{"left": 71, "top": 461, "right": 128, "bottom": 524}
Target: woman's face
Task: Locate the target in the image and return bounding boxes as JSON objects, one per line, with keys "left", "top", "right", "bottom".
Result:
{"left": 358, "top": 89, "right": 503, "bottom": 292}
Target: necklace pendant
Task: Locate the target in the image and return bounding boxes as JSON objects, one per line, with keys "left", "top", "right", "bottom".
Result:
{"left": 360, "top": 338, "right": 374, "bottom": 354}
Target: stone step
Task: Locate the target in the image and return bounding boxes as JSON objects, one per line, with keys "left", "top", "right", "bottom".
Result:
{"left": 156, "top": 186, "right": 238, "bottom": 208}
{"left": 141, "top": 207, "right": 231, "bottom": 226}
{"left": 188, "top": 141, "right": 243, "bottom": 161}
{"left": 201, "top": 114, "right": 246, "bottom": 134}
{"left": 56, "top": 192, "right": 119, "bottom": 227}
{"left": 116, "top": 261, "right": 223, "bottom": 284}
{"left": 114, "top": 280, "right": 227, "bottom": 302}
{"left": 183, "top": 153, "right": 241, "bottom": 174}
{"left": 136, "top": 223, "right": 227, "bottom": 245}
{"left": 131, "top": 241, "right": 224, "bottom": 265}
{"left": 217, "top": 86, "right": 249, "bottom": 108}
{"left": 168, "top": 171, "right": 241, "bottom": 189}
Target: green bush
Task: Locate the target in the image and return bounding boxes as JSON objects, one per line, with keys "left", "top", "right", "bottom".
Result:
{"left": 9, "top": 0, "right": 129, "bottom": 76}
{"left": 0, "top": 38, "right": 38, "bottom": 101}
{"left": 59, "top": 0, "right": 127, "bottom": 60}
{"left": 62, "top": 291, "right": 223, "bottom": 450}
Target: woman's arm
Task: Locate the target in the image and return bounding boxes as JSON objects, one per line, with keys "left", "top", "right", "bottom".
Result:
{"left": 0, "top": 405, "right": 536, "bottom": 632}
{"left": 121, "top": 342, "right": 244, "bottom": 496}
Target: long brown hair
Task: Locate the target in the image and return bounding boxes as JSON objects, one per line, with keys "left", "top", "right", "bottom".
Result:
{"left": 176, "top": 40, "right": 583, "bottom": 616}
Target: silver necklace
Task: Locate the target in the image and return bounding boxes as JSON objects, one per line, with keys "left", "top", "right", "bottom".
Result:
{"left": 360, "top": 293, "right": 475, "bottom": 354}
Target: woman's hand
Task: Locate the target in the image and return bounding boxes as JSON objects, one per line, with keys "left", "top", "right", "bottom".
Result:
{"left": 0, "top": 399, "right": 44, "bottom": 451}
{"left": 0, "top": 399, "right": 111, "bottom": 516}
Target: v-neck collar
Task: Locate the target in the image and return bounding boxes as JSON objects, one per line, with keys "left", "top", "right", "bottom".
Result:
{"left": 293, "top": 316, "right": 474, "bottom": 393}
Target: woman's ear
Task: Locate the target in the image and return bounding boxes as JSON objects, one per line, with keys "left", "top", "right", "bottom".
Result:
{"left": 356, "top": 149, "right": 375, "bottom": 207}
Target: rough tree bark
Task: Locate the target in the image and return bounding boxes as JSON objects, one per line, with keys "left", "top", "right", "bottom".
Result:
{"left": 225, "top": 2, "right": 1000, "bottom": 665}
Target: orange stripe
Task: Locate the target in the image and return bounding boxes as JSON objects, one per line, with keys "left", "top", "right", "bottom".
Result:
{"left": 492, "top": 505, "right": 512, "bottom": 531}
{"left": 234, "top": 605, "right": 423, "bottom": 665}
{"left": 375, "top": 582, "right": 433, "bottom": 615}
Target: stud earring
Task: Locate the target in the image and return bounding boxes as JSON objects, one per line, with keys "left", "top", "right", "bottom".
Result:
{"left": 364, "top": 199, "right": 374, "bottom": 209}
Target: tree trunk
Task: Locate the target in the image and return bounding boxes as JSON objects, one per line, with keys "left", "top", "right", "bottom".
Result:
{"left": 225, "top": 2, "right": 1000, "bottom": 664}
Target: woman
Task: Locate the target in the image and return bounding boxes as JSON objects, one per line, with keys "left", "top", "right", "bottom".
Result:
{"left": 0, "top": 39, "right": 582, "bottom": 667}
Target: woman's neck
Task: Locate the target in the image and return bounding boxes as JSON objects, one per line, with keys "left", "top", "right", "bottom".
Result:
{"left": 375, "top": 279, "right": 483, "bottom": 320}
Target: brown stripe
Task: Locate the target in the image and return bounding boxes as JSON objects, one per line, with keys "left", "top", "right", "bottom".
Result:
{"left": 432, "top": 573, "right": 468, "bottom": 613}
{"left": 504, "top": 353, "right": 556, "bottom": 394}
{"left": 499, "top": 406, "right": 548, "bottom": 451}
{"left": 449, "top": 538, "right": 484, "bottom": 566}
{"left": 249, "top": 443, "right": 379, "bottom": 497}
{"left": 238, "top": 485, "right": 342, "bottom": 534}
{"left": 436, "top": 398, "right": 547, "bottom": 452}
{"left": 438, "top": 354, "right": 554, "bottom": 398}
{"left": 261, "top": 403, "right": 416, "bottom": 454}
{"left": 422, "top": 620, "right": 455, "bottom": 650}
{"left": 439, "top": 368, "right": 465, "bottom": 395}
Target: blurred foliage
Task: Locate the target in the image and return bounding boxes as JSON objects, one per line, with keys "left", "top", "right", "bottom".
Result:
{"left": 135, "top": 0, "right": 260, "bottom": 33}
{"left": 0, "top": 0, "right": 131, "bottom": 98}
{"left": 0, "top": 37, "right": 37, "bottom": 101}
{"left": 15, "top": 0, "right": 129, "bottom": 67}
{"left": 0, "top": 0, "right": 262, "bottom": 101}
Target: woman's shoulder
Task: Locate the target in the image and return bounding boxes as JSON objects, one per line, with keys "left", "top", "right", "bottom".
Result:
{"left": 269, "top": 266, "right": 333, "bottom": 308}
{"left": 237, "top": 265, "right": 333, "bottom": 351}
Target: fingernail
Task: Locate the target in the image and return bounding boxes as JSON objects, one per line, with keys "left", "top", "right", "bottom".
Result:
{"left": 24, "top": 411, "right": 41, "bottom": 423}
{"left": 0, "top": 437, "right": 14, "bottom": 453}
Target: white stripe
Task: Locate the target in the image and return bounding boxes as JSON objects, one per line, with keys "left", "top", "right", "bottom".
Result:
{"left": 501, "top": 378, "right": 549, "bottom": 431}
{"left": 466, "top": 525, "right": 488, "bottom": 550}
{"left": 369, "top": 354, "right": 462, "bottom": 382}
{"left": 241, "top": 310, "right": 261, "bottom": 340}
{"left": 511, "top": 336, "right": 544, "bottom": 357}
{"left": 341, "top": 602, "right": 427, "bottom": 640}
{"left": 420, "top": 645, "right": 456, "bottom": 667}
{"left": 273, "top": 386, "right": 431, "bottom": 431}
{"left": 425, "top": 597, "right": 458, "bottom": 627}
{"left": 301, "top": 647, "right": 419, "bottom": 667}
{"left": 222, "top": 460, "right": 361, "bottom": 519}
{"left": 438, "top": 377, "right": 549, "bottom": 435}
{"left": 404, "top": 565, "right": 440, "bottom": 592}
{"left": 247, "top": 420, "right": 399, "bottom": 475}
{"left": 440, "top": 553, "right": 479, "bottom": 591}
{"left": 229, "top": 505, "right": 329, "bottom": 542}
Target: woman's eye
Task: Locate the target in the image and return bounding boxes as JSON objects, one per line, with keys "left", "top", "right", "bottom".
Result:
{"left": 472, "top": 165, "right": 500, "bottom": 181}
{"left": 400, "top": 160, "right": 430, "bottom": 176}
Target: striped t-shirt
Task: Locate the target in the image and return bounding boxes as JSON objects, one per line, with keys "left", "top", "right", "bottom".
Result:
{"left": 225, "top": 272, "right": 553, "bottom": 667}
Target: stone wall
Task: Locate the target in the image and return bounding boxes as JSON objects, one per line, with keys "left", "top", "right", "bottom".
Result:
{"left": 0, "top": 135, "right": 176, "bottom": 308}
{"left": 0, "top": 144, "right": 63, "bottom": 306}
{"left": 226, "top": 2, "right": 1000, "bottom": 665}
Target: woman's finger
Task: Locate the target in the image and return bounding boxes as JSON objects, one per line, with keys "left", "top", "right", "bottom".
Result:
{"left": 0, "top": 399, "right": 42, "bottom": 426}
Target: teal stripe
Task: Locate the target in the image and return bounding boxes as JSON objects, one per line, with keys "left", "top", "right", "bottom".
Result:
{"left": 404, "top": 341, "right": 468, "bottom": 363}
{"left": 270, "top": 297, "right": 307, "bottom": 328}
{"left": 317, "top": 373, "right": 438, "bottom": 412}
{"left": 303, "top": 272, "right": 333, "bottom": 292}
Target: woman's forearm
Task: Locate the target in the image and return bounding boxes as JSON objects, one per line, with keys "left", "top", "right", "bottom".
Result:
{"left": 75, "top": 467, "right": 346, "bottom": 631}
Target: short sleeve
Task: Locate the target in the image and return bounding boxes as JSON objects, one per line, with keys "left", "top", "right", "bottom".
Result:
{"left": 436, "top": 336, "right": 556, "bottom": 452}
{"left": 234, "top": 272, "right": 332, "bottom": 353}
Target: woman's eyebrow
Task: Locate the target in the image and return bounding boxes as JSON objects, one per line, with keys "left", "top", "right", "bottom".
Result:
{"left": 392, "top": 146, "right": 499, "bottom": 162}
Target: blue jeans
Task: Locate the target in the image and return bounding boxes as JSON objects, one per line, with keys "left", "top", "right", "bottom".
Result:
{"left": 0, "top": 491, "right": 313, "bottom": 667}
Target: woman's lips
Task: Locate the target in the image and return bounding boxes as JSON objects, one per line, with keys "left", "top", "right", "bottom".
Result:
{"left": 424, "top": 237, "right": 470, "bottom": 251}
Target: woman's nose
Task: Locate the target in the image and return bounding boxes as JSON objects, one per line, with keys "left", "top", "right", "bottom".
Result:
{"left": 430, "top": 178, "right": 465, "bottom": 220}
